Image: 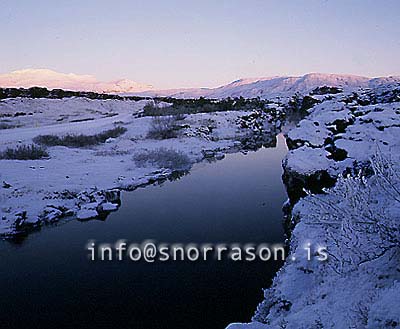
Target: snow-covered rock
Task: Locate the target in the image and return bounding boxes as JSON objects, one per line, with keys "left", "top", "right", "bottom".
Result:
{"left": 76, "top": 209, "right": 98, "bottom": 221}
{"left": 215, "top": 152, "right": 225, "bottom": 160}
{"left": 99, "top": 202, "right": 118, "bottom": 212}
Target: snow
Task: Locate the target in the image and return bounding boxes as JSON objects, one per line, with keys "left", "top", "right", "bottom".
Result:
{"left": 0, "top": 97, "right": 257, "bottom": 236}
{"left": 0, "top": 97, "right": 146, "bottom": 132}
{"left": 285, "top": 146, "right": 334, "bottom": 175}
{"left": 367, "top": 282, "right": 400, "bottom": 328}
{"left": 100, "top": 202, "right": 118, "bottom": 211}
{"left": 76, "top": 209, "right": 98, "bottom": 221}
{"left": 0, "top": 68, "right": 153, "bottom": 93}
{"left": 285, "top": 98, "right": 400, "bottom": 177}
{"left": 226, "top": 323, "right": 267, "bottom": 329}
{"left": 228, "top": 84, "right": 400, "bottom": 329}
{"left": 245, "top": 169, "right": 400, "bottom": 328}
{"left": 135, "top": 73, "right": 400, "bottom": 99}
{"left": 287, "top": 120, "right": 329, "bottom": 148}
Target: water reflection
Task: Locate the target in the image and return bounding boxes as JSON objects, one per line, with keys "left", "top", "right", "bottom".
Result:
{"left": 0, "top": 134, "right": 288, "bottom": 329}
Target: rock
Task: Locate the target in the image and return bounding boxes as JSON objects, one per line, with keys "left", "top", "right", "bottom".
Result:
{"left": 100, "top": 202, "right": 118, "bottom": 212}
{"left": 65, "top": 208, "right": 75, "bottom": 216}
{"left": 77, "top": 191, "right": 92, "bottom": 203}
{"left": 83, "top": 202, "right": 100, "bottom": 210}
{"left": 43, "top": 207, "right": 63, "bottom": 222}
{"left": 76, "top": 209, "right": 98, "bottom": 221}
{"left": 215, "top": 152, "right": 225, "bottom": 160}
{"left": 105, "top": 137, "right": 116, "bottom": 143}
{"left": 202, "top": 150, "right": 215, "bottom": 158}
{"left": 24, "top": 216, "right": 41, "bottom": 226}
{"left": 326, "top": 147, "right": 348, "bottom": 161}
{"left": 2, "top": 181, "right": 12, "bottom": 189}
{"left": 282, "top": 163, "right": 336, "bottom": 203}
{"left": 41, "top": 205, "right": 69, "bottom": 223}
{"left": 13, "top": 210, "right": 27, "bottom": 230}
{"left": 105, "top": 189, "right": 121, "bottom": 203}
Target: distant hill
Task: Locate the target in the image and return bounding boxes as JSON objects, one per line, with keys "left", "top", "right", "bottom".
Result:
{"left": 0, "top": 69, "right": 153, "bottom": 94}
{"left": 1, "top": 69, "right": 399, "bottom": 99}
{"left": 135, "top": 73, "right": 400, "bottom": 99}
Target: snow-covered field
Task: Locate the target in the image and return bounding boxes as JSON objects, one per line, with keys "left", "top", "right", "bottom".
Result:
{"left": 0, "top": 96, "right": 278, "bottom": 237}
{"left": 229, "top": 84, "right": 400, "bottom": 328}
{"left": 0, "top": 97, "right": 143, "bottom": 131}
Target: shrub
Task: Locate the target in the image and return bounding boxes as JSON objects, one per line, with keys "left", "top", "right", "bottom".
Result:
{"left": 0, "top": 144, "right": 49, "bottom": 160}
{"left": 174, "top": 113, "right": 186, "bottom": 121}
{"left": 288, "top": 93, "right": 321, "bottom": 112}
{"left": 142, "top": 102, "right": 158, "bottom": 116}
{"left": 28, "top": 87, "right": 50, "bottom": 98}
{"left": 0, "top": 123, "right": 18, "bottom": 130}
{"left": 33, "top": 126, "right": 127, "bottom": 147}
{"left": 142, "top": 97, "right": 268, "bottom": 117}
{"left": 310, "top": 86, "right": 343, "bottom": 95}
{"left": 305, "top": 150, "right": 400, "bottom": 274}
{"left": 133, "top": 148, "right": 192, "bottom": 170}
{"left": 147, "top": 116, "right": 178, "bottom": 139}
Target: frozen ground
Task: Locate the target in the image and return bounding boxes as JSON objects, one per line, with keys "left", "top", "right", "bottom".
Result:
{"left": 0, "top": 97, "right": 143, "bottom": 130}
{"left": 228, "top": 85, "right": 400, "bottom": 328}
{"left": 0, "top": 97, "right": 278, "bottom": 237}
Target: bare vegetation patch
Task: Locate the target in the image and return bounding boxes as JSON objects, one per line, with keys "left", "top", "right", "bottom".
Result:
{"left": 94, "top": 149, "right": 130, "bottom": 156}
{"left": 142, "top": 97, "right": 268, "bottom": 116}
{"left": 33, "top": 126, "right": 127, "bottom": 148}
{"left": 147, "top": 116, "right": 179, "bottom": 139}
{"left": 0, "top": 144, "right": 49, "bottom": 160}
{"left": 0, "top": 123, "right": 19, "bottom": 129}
{"left": 133, "top": 148, "right": 192, "bottom": 170}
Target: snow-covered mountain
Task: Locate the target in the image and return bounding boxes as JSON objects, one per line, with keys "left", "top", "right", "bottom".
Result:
{"left": 136, "top": 73, "right": 400, "bottom": 99}
{"left": 1, "top": 70, "right": 399, "bottom": 99}
{"left": 0, "top": 69, "right": 153, "bottom": 93}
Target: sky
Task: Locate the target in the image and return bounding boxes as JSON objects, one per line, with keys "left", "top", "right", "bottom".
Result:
{"left": 1, "top": 0, "right": 399, "bottom": 89}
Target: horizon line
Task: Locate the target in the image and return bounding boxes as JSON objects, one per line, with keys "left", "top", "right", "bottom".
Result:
{"left": 1, "top": 67, "right": 400, "bottom": 91}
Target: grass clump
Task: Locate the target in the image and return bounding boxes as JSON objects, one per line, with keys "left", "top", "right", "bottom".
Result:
{"left": 147, "top": 116, "right": 178, "bottom": 140}
{"left": 133, "top": 148, "right": 192, "bottom": 170}
{"left": 0, "top": 123, "right": 19, "bottom": 130}
{"left": 0, "top": 144, "right": 49, "bottom": 160}
{"left": 33, "top": 126, "right": 127, "bottom": 148}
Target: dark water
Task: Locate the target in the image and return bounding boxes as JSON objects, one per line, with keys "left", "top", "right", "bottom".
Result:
{"left": 0, "top": 134, "right": 288, "bottom": 329}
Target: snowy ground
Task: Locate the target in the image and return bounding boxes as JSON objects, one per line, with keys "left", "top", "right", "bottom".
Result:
{"left": 228, "top": 85, "right": 400, "bottom": 328}
{"left": 0, "top": 97, "right": 277, "bottom": 237}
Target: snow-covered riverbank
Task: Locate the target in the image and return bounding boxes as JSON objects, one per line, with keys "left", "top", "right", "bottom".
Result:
{"left": 229, "top": 84, "right": 400, "bottom": 328}
{"left": 0, "top": 97, "right": 280, "bottom": 237}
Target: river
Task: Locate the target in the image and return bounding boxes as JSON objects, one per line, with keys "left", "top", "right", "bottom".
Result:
{"left": 0, "top": 134, "right": 288, "bottom": 329}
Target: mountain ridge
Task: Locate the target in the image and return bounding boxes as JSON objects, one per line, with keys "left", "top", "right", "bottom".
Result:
{"left": 136, "top": 73, "right": 400, "bottom": 99}
{"left": 1, "top": 69, "right": 399, "bottom": 99}
{"left": 0, "top": 68, "right": 153, "bottom": 93}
